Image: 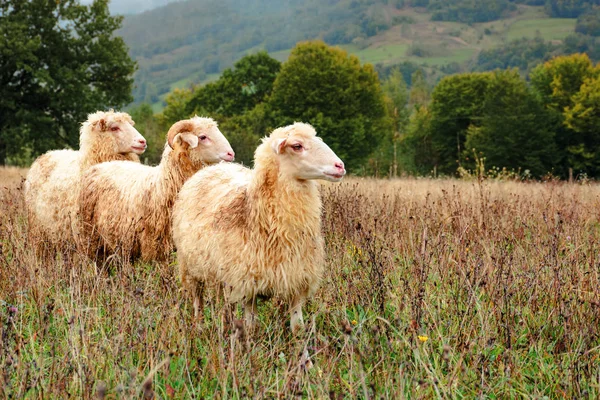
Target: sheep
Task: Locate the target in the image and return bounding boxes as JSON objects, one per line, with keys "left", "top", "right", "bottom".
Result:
{"left": 172, "top": 122, "right": 346, "bottom": 332}
{"left": 24, "top": 110, "right": 147, "bottom": 251}
{"left": 79, "top": 116, "right": 235, "bottom": 262}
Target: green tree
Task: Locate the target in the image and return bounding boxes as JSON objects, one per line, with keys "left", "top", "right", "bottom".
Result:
{"left": 400, "top": 106, "right": 435, "bottom": 175}
{"left": 576, "top": 8, "right": 600, "bottom": 36}
{"left": 380, "top": 68, "right": 410, "bottom": 176}
{"left": 530, "top": 53, "right": 599, "bottom": 176}
{"left": 564, "top": 76, "right": 600, "bottom": 174}
{"left": 464, "top": 70, "right": 557, "bottom": 177}
{"left": 0, "top": 0, "right": 136, "bottom": 164}
{"left": 426, "top": 72, "right": 491, "bottom": 174}
{"left": 186, "top": 51, "right": 281, "bottom": 117}
{"left": 129, "top": 103, "right": 163, "bottom": 165}
{"left": 269, "top": 41, "right": 389, "bottom": 170}
{"left": 159, "top": 88, "right": 195, "bottom": 128}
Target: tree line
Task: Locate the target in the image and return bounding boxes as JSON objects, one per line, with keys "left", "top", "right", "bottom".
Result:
{"left": 130, "top": 44, "right": 600, "bottom": 179}
{"left": 2, "top": 0, "right": 599, "bottom": 179}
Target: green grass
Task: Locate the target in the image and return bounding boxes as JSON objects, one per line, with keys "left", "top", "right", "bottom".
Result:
{"left": 342, "top": 44, "right": 411, "bottom": 64}
{"left": 506, "top": 18, "right": 576, "bottom": 41}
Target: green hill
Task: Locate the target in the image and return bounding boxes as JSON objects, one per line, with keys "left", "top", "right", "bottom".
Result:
{"left": 118, "top": 0, "right": 582, "bottom": 110}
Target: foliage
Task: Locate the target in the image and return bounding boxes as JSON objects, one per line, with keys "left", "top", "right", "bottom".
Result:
{"left": 563, "top": 75, "right": 600, "bottom": 173}
{"left": 428, "top": 0, "right": 513, "bottom": 23}
{"left": 371, "top": 68, "right": 410, "bottom": 176}
{"left": 475, "top": 37, "right": 561, "bottom": 73}
{"left": 463, "top": 70, "right": 557, "bottom": 177}
{"left": 186, "top": 52, "right": 281, "bottom": 117}
{"left": 562, "top": 33, "right": 600, "bottom": 60}
{"left": 576, "top": 8, "right": 600, "bottom": 36}
{"left": 269, "top": 41, "right": 390, "bottom": 171}
{"left": 0, "top": 0, "right": 136, "bottom": 164}
{"left": 545, "top": 0, "right": 600, "bottom": 18}
{"left": 425, "top": 72, "right": 492, "bottom": 174}
{"left": 530, "top": 53, "right": 599, "bottom": 176}
{"left": 128, "top": 103, "right": 165, "bottom": 165}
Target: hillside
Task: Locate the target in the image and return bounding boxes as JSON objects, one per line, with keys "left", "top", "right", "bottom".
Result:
{"left": 117, "top": 0, "right": 580, "bottom": 109}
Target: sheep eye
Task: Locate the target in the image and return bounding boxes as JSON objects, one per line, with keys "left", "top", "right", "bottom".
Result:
{"left": 291, "top": 144, "right": 303, "bottom": 151}
{"left": 199, "top": 135, "right": 207, "bottom": 141}
{"left": 110, "top": 126, "right": 120, "bottom": 132}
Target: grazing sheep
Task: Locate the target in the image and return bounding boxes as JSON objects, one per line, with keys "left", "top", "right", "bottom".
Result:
{"left": 172, "top": 122, "right": 346, "bottom": 332}
{"left": 25, "top": 110, "right": 147, "bottom": 250}
{"left": 79, "top": 116, "right": 235, "bottom": 262}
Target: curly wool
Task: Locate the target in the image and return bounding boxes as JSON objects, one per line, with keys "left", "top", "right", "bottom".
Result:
{"left": 24, "top": 111, "right": 139, "bottom": 250}
{"left": 173, "top": 124, "right": 325, "bottom": 305}
{"left": 79, "top": 118, "right": 227, "bottom": 262}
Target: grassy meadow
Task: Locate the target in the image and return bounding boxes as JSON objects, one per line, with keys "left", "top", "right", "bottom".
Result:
{"left": 1, "top": 169, "right": 600, "bottom": 398}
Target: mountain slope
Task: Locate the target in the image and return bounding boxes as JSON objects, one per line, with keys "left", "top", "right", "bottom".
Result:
{"left": 118, "top": 0, "right": 578, "bottom": 106}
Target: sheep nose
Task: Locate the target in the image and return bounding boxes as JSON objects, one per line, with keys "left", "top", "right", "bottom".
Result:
{"left": 138, "top": 138, "right": 147, "bottom": 147}
{"left": 225, "top": 151, "right": 235, "bottom": 161}
{"left": 335, "top": 161, "right": 345, "bottom": 172}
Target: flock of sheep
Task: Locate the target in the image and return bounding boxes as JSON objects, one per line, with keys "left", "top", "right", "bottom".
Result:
{"left": 23, "top": 110, "right": 346, "bottom": 332}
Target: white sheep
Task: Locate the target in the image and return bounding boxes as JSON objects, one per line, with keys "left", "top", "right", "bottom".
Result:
{"left": 24, "top": 110, "right": 147, "bottom": 251}
{"left": 79, "top": 116, "right": 234, "bottom": 262}
{"left": 172, "top": 122, "right": 346, "bottom": 332}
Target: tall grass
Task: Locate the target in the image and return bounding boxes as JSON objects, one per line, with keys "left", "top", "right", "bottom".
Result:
{"left": 1, "top": 176, "right": 599, "bottom": 398}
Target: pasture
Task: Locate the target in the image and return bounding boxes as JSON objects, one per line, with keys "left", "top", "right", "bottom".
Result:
{"left": 1, "top": 173, "right": 600, "bottom": 398}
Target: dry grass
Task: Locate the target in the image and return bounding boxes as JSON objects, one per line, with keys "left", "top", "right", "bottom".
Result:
{"left": 0, "top": 167, "right": 28, "bottom": 188}
{"left": 1, "top": 177, "right": 600, "bottom": 398}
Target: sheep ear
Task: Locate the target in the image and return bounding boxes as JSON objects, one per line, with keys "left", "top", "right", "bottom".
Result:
{"left": 174, "top": 133, "right": 199, "bottom": 149}
{"left": 271, "top": 138, "right": 287, "bottom": 154}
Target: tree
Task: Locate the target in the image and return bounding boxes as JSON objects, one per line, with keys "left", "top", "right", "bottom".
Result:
{"left": 128, "top": 103, "right": 163, "bottom": 165}
{"left": 0, "top": 0, "right": 136, "bottom": 164}
{"left": 530, "top": 53, "right": 599, "bottom": 176}
{"left": 400, "top": 106, "right": 435, "bottom": 175}
{"left": 186, "top": 51, "right": 281, "bottom": 117}
{"left": 380, "top": 68, "right": 410, "bottom": 176}
{"left": 564, "top": 76, "right": 600, "bottom": 174}
{"left": 576, "top": 8, "right": 600, "bottom": 36}
{"left": 269, "top": 41, "right": 389, "bottom": 170}
{"left": 464, "top": 70, "right": 557, "bottom": 177}
{"left": 426, "top": 72, "right": 491, "bottom": 174}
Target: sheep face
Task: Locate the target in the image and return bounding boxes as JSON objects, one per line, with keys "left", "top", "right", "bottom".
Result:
{"left": 81, "top": 110, "right": 147, "bottom": 155}
{"left": 271, "top": 123, "right": 346, "bottom": 182}
{"left": 168, "top": 117, "right": 235, "bottom": 166}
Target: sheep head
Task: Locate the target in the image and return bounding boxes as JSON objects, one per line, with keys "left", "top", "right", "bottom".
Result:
{"left": 81, "top": 110, "right": 147, "bottom": 155}
{"left": 167, "top": 117, "right": 234, "bottom": 165}
{"left": 267, "top": 122, "right": 345, "bottom": 182}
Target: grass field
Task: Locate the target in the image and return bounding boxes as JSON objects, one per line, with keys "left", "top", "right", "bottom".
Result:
{"left": 1, "top": 173, "right": 600, "bottom": 398}
{"left": 506, "top": 18, "right": 577, "bottom": 41}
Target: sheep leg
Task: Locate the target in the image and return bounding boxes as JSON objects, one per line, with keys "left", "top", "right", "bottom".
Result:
{"left": 193, "top": 281, "right": 205, "bottom": 321}
{"left": 243, "top": 297, "right": 257, "bottom": 331}
{"left": 289, "top": 294, "right": 307, "bottom": 333}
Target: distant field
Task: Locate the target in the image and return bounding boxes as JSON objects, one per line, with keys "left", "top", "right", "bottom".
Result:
{"left": 342, "top": 44, "right": 410, "bottom": 64}
{"left": 506, "top": 18, "right": 577, "bottom": 41}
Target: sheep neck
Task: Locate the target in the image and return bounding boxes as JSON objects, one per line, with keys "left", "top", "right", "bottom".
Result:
{"left": 81, "top": 144, "right": 139, "bottom": 170}
{"left": 156, "top": 147, "right": 197, "bottom": 205}
{"left": 249, "top": 160, "right": 321, "bottom": 238}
